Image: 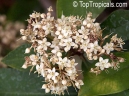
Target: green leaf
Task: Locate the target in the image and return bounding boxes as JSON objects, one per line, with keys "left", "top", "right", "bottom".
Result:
{"left": 0, "top": 68, "right": 77, "bottom": 96}
{"left": 123, "top": 40, "right": 129, "bottom": 51}
{"left": 0, "top": 68, "right": 46, "bottom": 96}
{"left": 1, "top": 44, "right": 32, "bottom": 71}
{"left": 101, "top": 10, "right": 129, "bottom": 41}
{"left": 108, "top": 89, "right": 129, "bottom": 96}
{"left": 1, "top": 45, "right": 78, "bottom": 95}
{"left": 57, "top": 0, "right": 110, "bottom": 18}
{"left": 79, "top": 52, "right": 129, "bottom": 96}
{"left": 7, "top": 0, "right": 42, "bottom": 22}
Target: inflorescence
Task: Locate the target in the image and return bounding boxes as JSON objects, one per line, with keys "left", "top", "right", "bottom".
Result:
{"left": 20, "top": 6, "right": 125, "bottom": 95}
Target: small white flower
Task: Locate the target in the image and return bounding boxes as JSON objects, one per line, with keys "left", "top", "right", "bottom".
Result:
{"left": 88, "top": 41, "right": 101, "bottom": 54}
{"left": 50, "top": 56, "right": 58, "bottom": 65}
{"left": 30, "top": 54, "right": 39, "bottom": 62}
{"left": 30, "top": 12, "right": 40, "bottom": 18}
{"left": 60, "top": 38, "right": 75, "bottom": 52}
{"left": 36, "top": 63, "right": 44, "bottom": 75}
{"left": 65, "top": 67, "right": 77, "bottom": 77}
{"left": 31, "top": 22, "right": 41, "bottom": 31}
{"left": 37, "top": 38, "right": 51, "bottom": 51}
{"left": 103, "top": 43, "right": 114, "bottom": 54}
{"left": 75, "top": 80, "right": 84, "bottom": 89}
{"left": 51, "top": 38, "right": 60, "bottom": 48}
{"left": 80, "top": 39, "right": 89, "bottom": 51}
{"left": 51, "top": 47, "right": 62, "bottom": 57}
{"left": 78, "top": 26, "right": 89, "bottom": 39}
{"left": 66, "top": 59, "right": 78, "bottom": 67}
{"left": 42, "top": 23, "right": 53, "bottom": 35}
{"left": 95, "top": 57, "right": 111, "bottom": 70}
{"left": 73, "top": 33, "right": 83, "bottom": 44}
{"left": 57, "top": 57, "right": 68, "bottom": 70}
{"left": 47, "top": 68, "right": 59, "bottom": 81}
{"left": 61, "top": 26, "right": 72, "bottom": 37}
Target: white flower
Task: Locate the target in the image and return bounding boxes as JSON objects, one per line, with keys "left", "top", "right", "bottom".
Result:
{"left": 80, "top": 39, "right": 89, "bottom": 51}
{"left": 47, "top": 68, "right": 59, "bottom": 81}
{"left": 36, "top": 63, "right": 45, "bottom": 75}
{"left": 61, "top": 26, "right": 72, "bottom": 37}
{"left": 51, "top": 46, "right": 62, "bottom": 57}
{"left": 111, "top": 34, "right": 124, "bottom": 49}
{"left": 31, "top": 22, "right": 41, "bottom": 31}
{"left": 42, "top": 23, "right": 53, "bottom": 35}
{"left": 66, "top": 59, "right": 78, "bottom": 67}
{"left": 50, "top": 55, "right": 58, "bottom": 65}
{"left": 30, "top": 54, "right": 38, "bottom": 61}
{"left": 75, "top": 80, "right": 84, "bottom": 89}
{"left": 95, "top": 57, "right": 111, "bottom": 70}
{"left": 65, "top": 67, "right": 77, "bottom": 77}
{"left": 29, "top": 54, "right": 39, "bottom": 65}
{"left": 51, "top": 37, "right": 60, "bottom": 48}
{"left": 29, "top": 12, "right": 40, "bottom": 18}
{"left": 56, "top": 57, "right": 68, "bottom": 70}
{"left": 103, "top": 43, "right": 114, "bottom": 54}
{"left": 73, "top": 33, "right": 84, "bottom": 44}
{"left": 59, "top": 38, "right": 75, "bottom": 52}
{"left": 88, "top": 41, "right": 101, "bottom": 54}
{"left": 37, "top": 38, "right": 51, "bottom": 51}
{"left": 78, "top": 26, "right": 89, "bottom": 39}
{"left": 36, "top": 45, "right": 44, "bottom": 54}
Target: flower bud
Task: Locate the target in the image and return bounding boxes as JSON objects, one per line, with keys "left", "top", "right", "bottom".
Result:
{"left": 101, "top": 49, "right": 105, "bottom": 53}
{"left": 93, "top": 56, "right": 98, "bottom": 60}
{"left": 25, "top": 48, "right": 30, "bottom": 53}
{"left": 20, "top": 29, "right": 24, "bottom": 34}
{"left": 83, "top": 20, "right": 87, "bottom": 25}
{"left": 22, "top": 64, "right": 27, "bottom": 69}
{"left": 57, "top": 52, "right": 62, "bottom": 57}
{"left": 42, "top": 84, "right": 47, "bottom": 89}
{"left": 62, "top": 80, "right": 67, "bottom": 85}
{"left": 21, "top": 36, "right": 27, "bottom": 40}
{"left": 45, "top": 88, "right": 50, "bottom": 93}
{"left": 118, "top": 57, "right": 125, "bottom": 62}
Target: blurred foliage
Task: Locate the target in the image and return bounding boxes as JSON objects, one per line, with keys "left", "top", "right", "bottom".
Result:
{"left": 0, "top": 0, "right": 43, "bottom": 22}
{"left": 0, "top": 0, "right": 43, "bottom": 67}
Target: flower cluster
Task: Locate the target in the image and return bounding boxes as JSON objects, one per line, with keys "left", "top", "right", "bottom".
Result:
{"left": 0, "top": 15, "right": 25, "bottom": 68}
{"left": 21, "top": 7, "right": 124, "bottom": 95}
